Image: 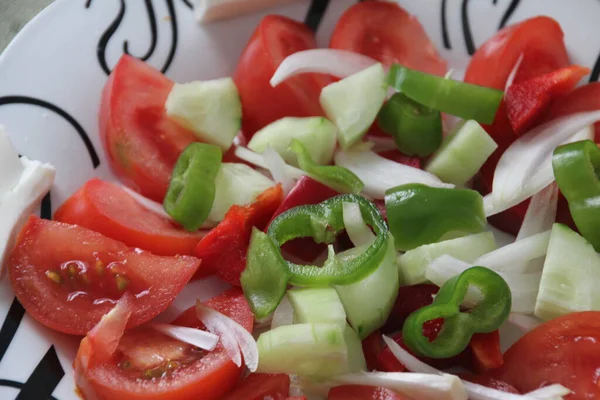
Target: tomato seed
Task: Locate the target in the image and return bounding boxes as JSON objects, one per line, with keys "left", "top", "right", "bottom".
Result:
{"left": 115, "top": 274, "right": 129, "bottom": 291}
{"left": 95, "top": 260, "right": 104, "bottom": 275}
{"left": 45, "top": 270, "right": 63, "bottom": 284}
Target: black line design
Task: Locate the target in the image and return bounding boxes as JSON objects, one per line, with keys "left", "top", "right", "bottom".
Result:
{"left": 304, "top": 0, "right": 330, "bottom": 32}
{"left": 498, "top": 0, "right": 521, "bottom": 30}
{"left": 0, "top": 96, "right": 100, "bottom": 168}
{"left": 0, "top": 380, "right": 59, "bottom": 400}
{"left": 15, "top": 347, "right": 64, "bottom": 400}
{"left": 461, "top": 0, "right": 476, "bottom": 55}
{"left": 590, "top": 52, "right": 600, "bottom": 82}
{"left": 493, "top": 0, "right": 498, "bottom": 5}
{"left": 87, "top": 0, "right": 179, "bottom": 75}
{"left": 0, "top": 299, "right": 26, "bottom": 364}
{"left": 182, "top": 0, "right": 193, "bottom": 9}
{"left": 41, "top": 192, "right": 52, "bottom": 220}
{"left": 441, "top": 0, "right": 451, "bottom": 50}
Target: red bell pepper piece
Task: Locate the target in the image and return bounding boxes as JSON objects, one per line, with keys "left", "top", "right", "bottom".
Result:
{"left": 382, "top": 284, "right": 439, "bottom": 333}
{"left": 268, "top": 176, "right": 339, "bottom": 262}
{"left": 469, "top": 330, "right": 504, "bottom": 371}
{"left": 362, "top": 330, "right": 386, "bottom": 371}
{"left": 193, "top": 185, "right": 284, "bottom": 285}
{"left": 285, "top": 397, "right": 306, "bottom": 400}
{"left": 328, "top": 385, "right": 409, "bottom": 400}
{"left": 458, "top": 373, "right": 520, "bottom": 394}
{"left": 223, "top": 373, "right": 290, "bottom": 400}
{"left": 505, "top": 65, "right": 590, "bottom": 134}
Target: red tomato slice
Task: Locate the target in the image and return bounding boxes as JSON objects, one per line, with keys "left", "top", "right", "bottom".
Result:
{"left": 222, "top": 373, "right": 290, "bottom": 400}
{"left": 493, "top": 312, "right": 600, "bottom": 399}
{"left": 9, "top": 216, "right": 199, "bottom": 335}
{"left": 328, "top": 385, "right": 408, "bottom": 400}
{"left": 457, "top": 374, "right": 520, "bottom": 394}
{"left": 329, "top": 2, "right": 446, "bottom": 75}
{"left": 100, "top": 55, "right": 197, "bottom": 202}
{"left": 234, "top": 16, "right": 332, "bottom": 139}
{"left": 505, "top": 65, "right": 590, "bottom": 134}
{"left": 54, "top": 178, "right": 203, "bottom": 256}
{"left": 75, "top": 288, "right": 253, "bottom": 400}
{"left": 193, "top": 185, "right": 284, "bottom": 284}
{"left": 545, "top": 82, "right": 600, "bottom": 142}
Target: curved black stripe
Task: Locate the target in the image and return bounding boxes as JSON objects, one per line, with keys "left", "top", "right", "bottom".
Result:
{"left": 441, "top": 0, "right": 451, "bottom": 50}
{"left": 590, "top": 52, "right": 600, "bottom": 82}
{"left": 87, "top": 0, "right": 126, "bottom": 75}
{"left": 492, "top": 0, "right": 498, "bottom": 5}
{"left": 161, "top": 0, "right": 179, "bottom": 74}
{"left": 182, "top": 0, "right": 193, "bottom": 9}
{"left": 123, "top": 0, "right": 158, "bottom": 62}
{"left": 41, "top": 192, "right": 52, "bottom": 220}
{"left": 0, "top": 299, "right": 25, "bottom": 364}
{"left": 498, "top": 0, "right": 521, "bottom": 30}
{"left": 0, "top": 96, "right": 100, "bottom": 168}
{"left": 16, "top": 347, "right": 63, "bottom": 400}
{"left": 461, "top": 0, "right": 476, "bottom": 55}
{"left": 0, "top": 379, "right": 59, "bottom": 400}
{"left": 304, "top": 0, "right": 330, "bottom": 32}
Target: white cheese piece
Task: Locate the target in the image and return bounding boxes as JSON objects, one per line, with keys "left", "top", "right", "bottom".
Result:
{"left": 0, "top": 157, "right": 55, "bottom": 279}
{"left": 195, "top": 0, "right": 303, "bottom": 22}
{"left": 0, "top": 125, "right": 25, "bottom": 196}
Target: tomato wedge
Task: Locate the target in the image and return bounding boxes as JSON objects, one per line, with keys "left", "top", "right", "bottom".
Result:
{"left": 100, "top": 55, "right": 197, "bottom": 202}
{"left": 493, "top": 312, "right": 600, "bottom": 399}
{"left": 328, "top": 385, "right": 408, "bottom": 400}
{"left": 222, "top": 373, "right": 290, "bottom": 400}
{"left": 329, "top": 2, "right": 446, "bottom": 75}
{"left": 457, "top": 374, "right": 520, "bottom": 394}
{"left": 234, "top": 15, "right": 332, "bottom": 139}
{"left": 9, "top": 216, "right": 199, "bottom": 335}
{"left": 54, "top": 178, "right": 203, "bottom": 256}
{"left": 75, "top": 288, "right": 253, "bottom": 400}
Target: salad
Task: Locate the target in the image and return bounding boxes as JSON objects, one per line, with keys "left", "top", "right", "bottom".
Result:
{"left": 2, "top": 1, "right": 600, "bottom": 399}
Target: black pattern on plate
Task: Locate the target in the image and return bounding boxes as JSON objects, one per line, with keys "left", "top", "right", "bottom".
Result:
{"left": 441, "top": 0, "right": 452, "bottom": 50}
{"left": 498, "top": 0, "right": 521, "bottom": 29}
{"left": 0, "top": 299, "right": 26, "bottom": 365}
{"left": 15, "top": 347, "right": 64, "bottom": 400}
{"left": 305, "top": 0, "right": 331, "bottom": 32}
{"left": 461, "top": 0, "right": 476, "bottom": 55}
{"left": 0, "top": 96, "right": 100, "bottom": 168}
{"left": 590, "top": 52, "right": 600, "bottom": 82}
{"left": 87, "top": 0, "right": 180, "bottom": 75}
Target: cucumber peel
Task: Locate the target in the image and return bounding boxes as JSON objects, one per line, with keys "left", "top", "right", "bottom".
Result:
{"left": 287, "top": 287, "right": 346, "bottom": 325}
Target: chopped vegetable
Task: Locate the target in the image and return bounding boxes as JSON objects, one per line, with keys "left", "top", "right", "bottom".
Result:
{"left": 377, "top": 93, "right": 443, "bottom": 157}
{"left": 290, "top": 139, "right": 364, "bottom": 194}
{"left": 387, "top": 64, "right": 503, "bottom": 124}
{"left": 552, "top": 140, "right": 600, "bottom": 250}
{"left": 150, "top": 323, "right": 218, "bottom": 351}
{"left": 385, "top": 184, "right": 487, "bottom": 251}
{"left": 164, "top": 143, "right": 222, "bottom": 231}
{"left": 248, "top": 117, "right": 337, "bottom": 166}
{"left": 402, "top": 267, "right": 511, "bottom": 358}
{"left": 425, "top": 120, "right": 498, "bottom": 186}
{"left": 262, "top": 147, "right": 295, "bottom": 194}
{"left": 342, "top": 201, "right": 377, "bottom": 247}
{"left": 321, "top": 63, "right": 387, "bottom": 149}
{"left": 287, "top": 287, "right": 346, "bottom": 325}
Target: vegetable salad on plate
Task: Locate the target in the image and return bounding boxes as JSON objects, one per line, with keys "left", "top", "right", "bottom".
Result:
{"left": 3, "top": 1, "right": 600, "bottom": 399}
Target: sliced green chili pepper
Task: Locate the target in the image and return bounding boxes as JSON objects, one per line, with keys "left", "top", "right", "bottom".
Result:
{"left": 290, "top": 139, "right": 364, "bottom": 194}
{"left": 552, "top": 140, "right": 600, "bottom": 251}
{"left": 164, "top": 142, "right": 222, "bottom": 231}
{"left": 240, "top": 228, "right": 291, "bottom": 318}
{"left": 385, "top": 184, "right": 486, "bottom": 251}
{"left": 387, "top": 64, "right": 503, "bottom": 124}
{"left": 377, "top": 93, "right": 442, "bottom": 157}
{"left": 402, "top": 266, "right": 511, "bottom": 358}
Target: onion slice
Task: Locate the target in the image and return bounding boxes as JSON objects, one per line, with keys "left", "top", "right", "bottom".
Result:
{"left": 474, "top": 231, "right": 551, "bottom": 273}
{"left": 343, "top": 201, "right": 376, "bottom": 247}
{"left": 121, "top": 185, "right": 171, "bottom": 219}
{"left": 151, "top": 323, "right": 218, "bottom": 351}
{"left": 271, "top": 294, "right": 294, "bottom": 330}
{"left": 262, "top": 146, "right": 296, "bottom": 194}
{"left": 196, "top": 300, "right": 259, "bottom": 371}
{"left": 235, "top": 147, "right": 304, "bottom": 179}
{"left": 270, "top": 49, "right": 378, "bottom": 87}
{"left": 504, "top": 53, "right": 524, "bottom": 91}
{"left": 334, "top": 148, "right": 453, "bottom": 199}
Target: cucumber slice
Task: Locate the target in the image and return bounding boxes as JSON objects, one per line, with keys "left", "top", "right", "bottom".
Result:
{"left": 165, "top": 78, "right": 241, "bottom": 151}
{"left": 343, "top": 324, "right": 367, "bottom": 372}
{"left": 257, "top": 322, "right": 363, "bottom": 378}
{"left": 335, "top": 235, "right": 399, "bottom": 339}
{"left": 320, "top": 63, "right": 387, "bottom": 150}
{"left": 398, "top": 231, "right": 497, "bottom": 285}
{"left": 208, "top": 163, "right": 275, "bottom": 222}
{"left": 425, "top": 120, "right": 498, "bottom": 185}
{"left": 535, "top": 223, "right": 600, "bottom": 321}
{"left": 248, "top": 117, "right": 337, "bottom": 166}
{"left": 287, "top": 287, "right": 346, "bottom": 325}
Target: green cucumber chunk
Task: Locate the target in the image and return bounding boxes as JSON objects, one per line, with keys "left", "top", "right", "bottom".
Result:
{"left": 535, "top": 223, "right": 600, "bottom": 321}
{"left": 165, "top": 78, "right": 242, "bottom": 151}
{"left": 425, "top": 120, "right": 498, "bottom": 185}
{"left": 248, "top": 117, "right": 337, "bottom": 166}
{"left": 320, "top": 63, "right": 387, "bottom": 150}
{"left": 398, "top": 231, "right": 497, "bottom": 285}
{"left": 256, "top": 322, "right": 365, "bottom": 378}
{"left": 208, "top": 163, "right": 275, "bottom": 222}
{"left": 335, "top": 235, "right": 399, "bottom": 339}
{"left": 287, "top": 287, "right": 346, "bottom": 325}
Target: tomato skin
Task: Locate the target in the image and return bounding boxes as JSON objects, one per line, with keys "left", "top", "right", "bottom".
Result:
{"left": 330, "top": 2, "right": 446, "bottom": 76}
{"left": 457, "top": 374, "right": 520, "bottom": 394}
{"left": 493, "top": 312, "right": 600, "bottom": 399}
{"left": 222, "top": 373, "right": 290, "bottom": 400}
{"left": 469, "top": 331, "right": 503, "bottom": 371}
{"left": 9, "top": 216, "right": 199, "bottom": 335}
{"left": 75, "top": 288, "right": 253, "bottom": 400}
{"left": 54, "top": 179, "right": 203, "bottom": 256}
{"left": 100, "top": 55, "right": 197, "bottom": 202}
{"left": 328, "top": 385, "right": 408, "bottom": 400}
{"left": 234, "top": 16, "right": 332, "bottom": 139}
{"left": 545, "top": 82, "right": 600, "bottom": 142}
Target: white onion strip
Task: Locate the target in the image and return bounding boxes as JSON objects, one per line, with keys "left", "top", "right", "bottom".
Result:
{"left": 196, "top": 300, "right": 259, "bottom": 371}
{"left": 334, "top": 149, "right": 453, "bottom": 199}
{"left": 121, "top": 185, "right": 172, "bottom": 219}
{"left": 383, "top": 336, "right": 570, "bottom": 399}
{"left": 270, "top": 49, "right": 378, "bottom": 87}
{"left": 235, "top": 147, "right": 304, "bottom": 180}
{"left": 262, "top": 146, "right": 296, "bottom": 194}
{"left": 343, "top": 202, "right": 376, "bottom": 247}
{"left": 151, "top": 323, "right": 218, "bottom": 351}
{"left": 504, "top": 53, "right": 524, "bottom": 92}
{"left": 270, "top": 295, "right": 294, "bottom": 330}
{"left": 474, "top": 231, "right": 551, "bottom": 273}
{"left": 517, "top": 184, "right": 558, "bottom": 242}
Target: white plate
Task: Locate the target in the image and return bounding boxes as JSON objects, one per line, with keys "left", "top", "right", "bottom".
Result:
{"left": 1, "top": 0, "right": 600, "bottom": 399}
